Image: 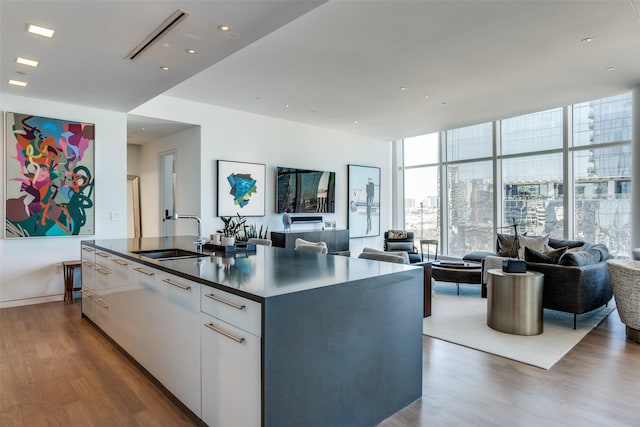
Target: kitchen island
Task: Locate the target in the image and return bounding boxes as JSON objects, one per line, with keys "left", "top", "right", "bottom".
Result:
{"left": 81, "top": 236, "right": 423, "bottom": 427}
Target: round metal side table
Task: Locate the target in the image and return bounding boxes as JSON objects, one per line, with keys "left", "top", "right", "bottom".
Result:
{"left": 486, "top": 269, "right": 544, "bottom": 336}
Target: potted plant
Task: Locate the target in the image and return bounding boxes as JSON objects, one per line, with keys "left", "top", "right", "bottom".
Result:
{"left": 238, "top": 223, "right": 269, "bottom": 242}
{"left": 218, "top": 214, "right": 246, "bottom": 246}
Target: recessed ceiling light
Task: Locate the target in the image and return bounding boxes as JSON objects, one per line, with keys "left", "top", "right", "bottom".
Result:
{"left": 422, "top": 95, "right": 430, "bottom": 100}
{"left": 285, "top": 104, "right": 290, "bottom": 108}
{"left": 16, "top": 57, "right": 38, "bottom": 67}
{"left": 26, "top": 23, "right": 55, "bottom": 38}
{"left": 8, "top": 79, "right": 28, "bottom": 87}
{"left": 581, "top": 37, "right": 593, "bottom": 43}
{"left": 400, "top": 87, "right": 407, "bottom": 91}
{"left": 160, "top": 66, "right": 170, "bottom": 71}
{"left": 606, "top": 66, "right": 615, "bottom": 71}
{"left": 354, "top": 120, "right": 359, "bottom": 124}
{"left": 185, "top": 48, "right": 198, "bottom": 54}
{"left": 218, "top": 25, "right": 231, "bottom": 32}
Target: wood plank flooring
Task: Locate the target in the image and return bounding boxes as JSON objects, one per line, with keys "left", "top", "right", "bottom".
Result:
{"left": 2, "top": 301, "right": 639, "bottom": 426}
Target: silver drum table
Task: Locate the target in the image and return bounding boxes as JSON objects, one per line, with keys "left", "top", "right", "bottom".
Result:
{"left": 487, "top": 269, "right": 544, "bottom": 336}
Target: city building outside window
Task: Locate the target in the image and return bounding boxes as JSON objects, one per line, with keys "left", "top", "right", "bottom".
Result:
{"left": 403, "top": 134, "right": 440, "bottom": 249}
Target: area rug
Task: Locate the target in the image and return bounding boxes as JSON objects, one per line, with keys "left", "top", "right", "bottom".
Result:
{"left": 423, "top": 283, "right": 616, "bottom": 369}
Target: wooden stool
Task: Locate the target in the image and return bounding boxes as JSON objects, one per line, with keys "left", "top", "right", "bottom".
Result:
{"left": 63, "top": 260, "right": 82, "bottom": 304}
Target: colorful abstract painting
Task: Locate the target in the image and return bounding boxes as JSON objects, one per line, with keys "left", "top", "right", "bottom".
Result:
{"left": 217, "top": 160, "right": 265, "bottom": 216}
{"left": 4, "top": 112, "right": 95, "bottom": 238}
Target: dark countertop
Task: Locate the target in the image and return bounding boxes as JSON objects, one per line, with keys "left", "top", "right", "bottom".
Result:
{"left": 82, "top": 236, "right": 419, "bottom": 302}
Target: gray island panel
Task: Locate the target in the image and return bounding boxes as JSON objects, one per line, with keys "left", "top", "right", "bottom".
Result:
{"left": 263, "top": 268, "right": 423, "bottom": 427}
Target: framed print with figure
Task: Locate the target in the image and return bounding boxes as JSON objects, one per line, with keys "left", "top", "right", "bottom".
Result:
{"left": 348, "top": 164, "right": 380, "bottom": 238}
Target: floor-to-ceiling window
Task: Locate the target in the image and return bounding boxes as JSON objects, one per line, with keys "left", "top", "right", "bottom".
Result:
{"left": 501, "top": 108, "right": 564, "bottom": 237}
{"left": 403, "top": 133, "right": 440, "bottom": 247}
{"left": 445, "top": 123, "right": 494, "bottom": 256}
{"left": 401, "top": 92, "right": 632, "bottom": 257}
{"left": 572, "top": 93, "right": 632, "bottom": 255}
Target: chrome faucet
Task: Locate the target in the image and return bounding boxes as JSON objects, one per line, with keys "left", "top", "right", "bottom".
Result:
{"left": 166, "top": 213, "right": 206, "bottom": 248}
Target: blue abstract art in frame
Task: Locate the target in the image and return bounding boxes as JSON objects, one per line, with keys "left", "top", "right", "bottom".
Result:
{"left": 217, "top": 160, "right": 265, "bottom": 217}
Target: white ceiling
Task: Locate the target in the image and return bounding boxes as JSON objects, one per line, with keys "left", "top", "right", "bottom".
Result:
{"left": 3, "top": 1, "right": 640, "bottom": 143}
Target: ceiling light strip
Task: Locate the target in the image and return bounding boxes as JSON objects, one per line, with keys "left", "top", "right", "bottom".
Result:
{"left": 8, "top": 80, "right": 28, "bottom": 87}
{"left": 125, "top": 9, "right": 190, "bottom": 61}
{"left": 26, "top": 24, "right": 55, "bottom": 38}
{"left": 17, "top": 57, "right": 38, "bottom": 67}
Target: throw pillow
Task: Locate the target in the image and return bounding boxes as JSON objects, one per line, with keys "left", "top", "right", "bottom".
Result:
{"left": 558, "top": 247, "right": 602, "bottom": 266}
{"left": 524, "top": 246, "right": 567, "bottom": 264}
{"left": 387, "top": 230, "right": 408, "bottom": 240}
{"left": 362, "top": 247, "right": 410, "bottom": 264}
{"left": 497, "top": 233, "right": 549, "bottom": 259}
{"left": 386, "top": 241, "right": 414, "bottom": 252}
{"left": 294, "top": 238, "right": 327, "bottom": 249}
{"left": 497, "top": 234, "right": 518, "bottom": 257}
{"left": 548, "top": 237, "right": 585, "bottom": 250}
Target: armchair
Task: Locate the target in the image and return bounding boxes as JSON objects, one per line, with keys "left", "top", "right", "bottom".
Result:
{"left": 607, "top": 259, "right": 640, "bottom": 343}
{"left": 384, "top": 230, "right": 421, "bottom": 263}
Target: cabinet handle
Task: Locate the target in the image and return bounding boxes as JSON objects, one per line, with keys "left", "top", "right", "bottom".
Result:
{"left": 133, "top": 267, "right": 155, "bottom": 276}
{"left": 111, "top": 258, "right": 129, "bottom": 266}
{"left": 96, "top": 252, "right": 109, "bottom": 258}
{"left": 95, "top": 298, "right": 111, "bottom": 309}
{"left": 96, "top": 268, "right": 111, "bottom": 276}
{"left": 82, "top": 261, "right": 94, "bottom": 268}
{"left": 162, "top": 278, "right": 191, "bottom": 291}
{"left": 82, "top": 247, "right": 95, "bottom": 253}
{"left": 82, "top": 289, "right": 94, "bottom": 297}
{"left": 204, "top": 293, "right": 245, "bottom": 310}
{"left": 204, "top": 322, "right": 245, "bottom": 344}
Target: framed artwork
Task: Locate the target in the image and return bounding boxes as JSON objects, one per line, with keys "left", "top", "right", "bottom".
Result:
{"left": 348, "top": 164, "right": 380, "bottom": 238}
{"left": 217, "top": 160, "right": 266, "bottom": 217}
{"left": 4, "top": 112, "right": 95, "bottom": 238}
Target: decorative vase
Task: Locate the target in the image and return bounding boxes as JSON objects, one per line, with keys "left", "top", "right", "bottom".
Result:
{"left": 221, "top": 236, "right": 235, "bottom": 247}
{"left": 282, "top": 213, "right": 292, "bottom": 231}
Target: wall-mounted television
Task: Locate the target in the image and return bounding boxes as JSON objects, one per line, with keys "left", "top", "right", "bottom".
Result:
{"left": 276, "top": 167, "right": 336, "bottom": 213}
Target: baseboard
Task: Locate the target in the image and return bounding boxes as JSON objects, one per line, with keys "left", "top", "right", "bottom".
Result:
{"left": 0, "top": 294, "right": 64, "bottom": 309}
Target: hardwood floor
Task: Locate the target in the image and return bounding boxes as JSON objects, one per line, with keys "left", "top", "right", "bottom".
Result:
{"left": 2, "top": 301, "right": 639, "bottom": 426}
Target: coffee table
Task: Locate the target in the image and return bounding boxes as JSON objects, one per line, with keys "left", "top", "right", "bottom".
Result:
{"left": 424, "top": 260, "right": 482, "bottom": 296}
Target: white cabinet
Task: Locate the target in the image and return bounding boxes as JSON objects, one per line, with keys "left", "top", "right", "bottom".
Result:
{"left": 82, "top": 246, "right": 263, "bottom": 425}
{"left": 92, "top": 262, "right": 113, "bottom": 336}
{"left": 201, "top": 286, "right": 262, "bottom": 337}
{"left": 129, "top": 265, "right": 202, "bottom": 417}
{"left": 200, "top": 286, "right": 262, "bottom": 427}
{"left": 201, "top": 312, "right": 261, "bottom": 427}
{"left": 80, "top": 245, "right": 96, "bottom": 320}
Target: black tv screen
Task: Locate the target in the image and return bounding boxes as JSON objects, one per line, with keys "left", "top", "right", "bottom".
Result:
{"left": 276, "top": 167, "right": 336, "bottom": 213}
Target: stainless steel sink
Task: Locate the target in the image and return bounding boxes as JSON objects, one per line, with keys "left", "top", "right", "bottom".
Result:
{"left": 131, "top": 248, "right": 208, "bottom": 261}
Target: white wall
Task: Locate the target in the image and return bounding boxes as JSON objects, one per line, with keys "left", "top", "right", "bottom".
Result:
{"left": 127, "top": 144, "right": 142, "bottom": 176}
{"left": 0, "top": 95, "right": 127, "bottom": 307}
{"left": 130, "top": 95, "right": 392, "bottom": 255}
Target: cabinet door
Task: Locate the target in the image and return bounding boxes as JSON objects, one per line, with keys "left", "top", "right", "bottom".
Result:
{"left": 81, "top": 245, "right": 96, "bottom": 319}
{"left": 155, "top": 272, "right": 202, "bottom": 416}
{"left": 92, "top": 265, "right": 113, "bottom": 336}
{"left": 201, "top": 312, "right": 261, "bottom": 427}
{"left": 81, "top": 265, "right": 96, "bottom": 320}
{"left": 129, "top": 265, "right": 161, "bottom": 375}
{"left": 109, "top": 256, "right": 132, "bottom": 289}
{"left": 128, "top": 266, "right": 202, "bottom": 416}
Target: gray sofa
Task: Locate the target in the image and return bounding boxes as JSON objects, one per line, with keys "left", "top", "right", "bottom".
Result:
{"left": 467, "top": 237, "right": 613, "bottom": 328}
